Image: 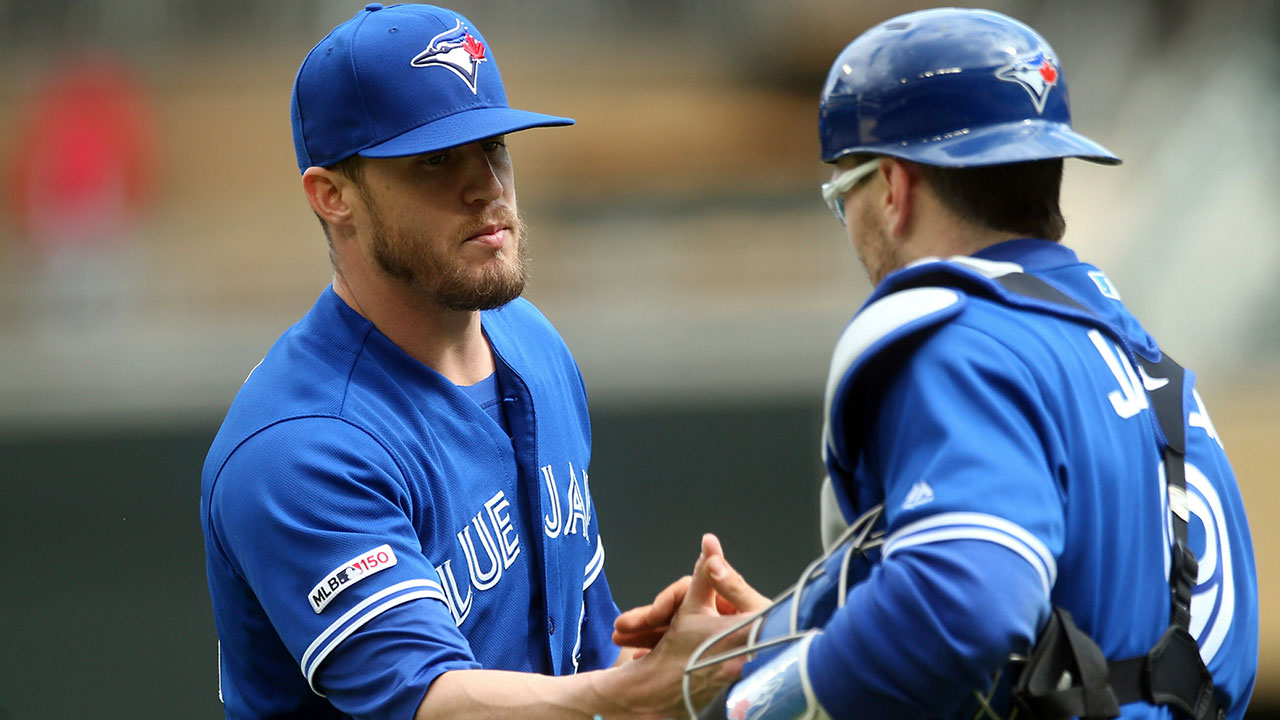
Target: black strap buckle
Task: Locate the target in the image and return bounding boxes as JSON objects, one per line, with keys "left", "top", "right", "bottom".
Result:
{"left": 1146, "top": 627, "right": 1222, "bottom": 720}
{"left": 1012, "top": 608, "right": 1120, "bottom": 720}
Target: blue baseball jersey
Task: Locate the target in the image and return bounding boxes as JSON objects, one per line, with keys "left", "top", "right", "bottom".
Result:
{"left": 201, "top": 288, "right": 619, "bottom": 720}
{"left": 809, "top": 239, "right": 1257, "bottom": 718}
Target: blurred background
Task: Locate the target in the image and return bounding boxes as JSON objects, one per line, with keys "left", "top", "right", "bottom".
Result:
{"left": 0, "top": 0, "right": 1276, "bottom": 716}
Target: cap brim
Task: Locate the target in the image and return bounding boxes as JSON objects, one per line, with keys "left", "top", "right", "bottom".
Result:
{"left": 358, "top": 106, "right": 574, "bottom": 158}
{"left": 848, "top": 119, "right": 1121, "bottom": 167}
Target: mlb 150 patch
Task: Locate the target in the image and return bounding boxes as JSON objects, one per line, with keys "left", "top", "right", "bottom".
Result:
{"left": 309, "top": 544, "right": 399, "bottom": 613}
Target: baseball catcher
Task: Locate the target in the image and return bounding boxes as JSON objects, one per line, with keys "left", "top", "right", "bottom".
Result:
{"left": 620, "top": 8, "right": 1260, "bottom": 720}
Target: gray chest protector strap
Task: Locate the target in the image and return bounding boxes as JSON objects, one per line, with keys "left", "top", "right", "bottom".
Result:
{"left": 989, "top": 273, "right": 1223, "bottom": 720}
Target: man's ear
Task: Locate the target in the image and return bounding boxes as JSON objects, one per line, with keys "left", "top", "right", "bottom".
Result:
{"left": 302, "top": 166, "right": 354, "bottom": 227}
{"left": 880, "top": 158, "right": 916, "bottom": 238}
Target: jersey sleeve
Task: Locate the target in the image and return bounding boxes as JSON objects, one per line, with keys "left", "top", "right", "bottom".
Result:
{"left": 870, "top": 321, "right": 1066, "bottom": 581}
{"left": 206, "top": 416, "right": 481, "bottom": 718}
{"left": 808, "top": 540, "right": 1046, "bottom": 716}
{"left": 809, "top": 321, "right": 1065, "bottom": 714}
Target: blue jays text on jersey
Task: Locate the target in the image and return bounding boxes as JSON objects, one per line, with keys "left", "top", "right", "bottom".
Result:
{"left": 807, "top": 239, "right": 1257, "bottom": 718}
{"left": 200, "top": 288, "right": 620, "bottom": 720}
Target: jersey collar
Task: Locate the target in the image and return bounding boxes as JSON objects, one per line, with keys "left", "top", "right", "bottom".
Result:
{"left": 972, "top": 238, "right": 1079, "bottom": 273}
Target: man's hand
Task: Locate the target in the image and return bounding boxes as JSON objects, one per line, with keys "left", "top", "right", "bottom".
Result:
{"left": 417, "top": 535, "right": 771, "bottom": 720}
{"left": 614, "top": 534, "right": 770, "bottom": 654}
{"left": 609, "top": 533, "right": 770, "bottom": 717}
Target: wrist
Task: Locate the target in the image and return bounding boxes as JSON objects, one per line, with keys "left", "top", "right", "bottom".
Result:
{"left": 587, "top": 664, "right": 645, "bottom": 719}
{"left": 593, "top": 657, "right": 676, "bottom": 720}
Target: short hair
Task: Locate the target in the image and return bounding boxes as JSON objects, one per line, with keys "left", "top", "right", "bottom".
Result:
{"left": 329, "top": 154, "right": 366, "bottom": 187}
{"left": 916, "top": 159, "right": 1066, "bottom": 241}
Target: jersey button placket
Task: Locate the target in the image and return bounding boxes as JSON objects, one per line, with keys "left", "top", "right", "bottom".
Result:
{"left": 547, "top": 617, "right": 555, "bottom": 635}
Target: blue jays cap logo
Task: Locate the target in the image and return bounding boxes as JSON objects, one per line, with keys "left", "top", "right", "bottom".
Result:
{"left": 410, "top": 19, "right": 488, "bottom": 94}
{"left": 995, "top": 51, "right": 1059, "bottom": 114}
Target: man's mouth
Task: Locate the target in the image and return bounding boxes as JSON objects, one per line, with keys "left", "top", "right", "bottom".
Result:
{"left": 465, "top": 223, "right": 508, "bottom": 247}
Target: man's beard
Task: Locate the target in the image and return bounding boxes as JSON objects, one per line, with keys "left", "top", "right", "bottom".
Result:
{"left": 366, "top": 198, "right": 530, "bottom": 312}
{"left": 850, "top": 195, "right": 899, "bottom": 287}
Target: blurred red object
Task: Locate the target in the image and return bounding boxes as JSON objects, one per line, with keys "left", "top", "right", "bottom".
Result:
{"left": 6, "top": 55, "right": 158, "bottom": 250}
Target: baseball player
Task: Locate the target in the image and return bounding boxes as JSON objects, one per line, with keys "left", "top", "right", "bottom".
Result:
{"left": 620, "top": 8, "right": 1259, "bottom": 720}
{"left": 200, "top": 4, "right": 754, "bottom": 718}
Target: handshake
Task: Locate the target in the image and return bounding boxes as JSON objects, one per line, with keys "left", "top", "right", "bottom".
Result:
{"left": 606, "top": 534, "right": 773, "bottom": 720}
{"left": 420, "top": 532, "right": 846, "bottom": 720}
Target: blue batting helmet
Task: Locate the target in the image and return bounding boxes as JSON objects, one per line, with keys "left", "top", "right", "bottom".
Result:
{"left": 819, "top": 8, "right": 1120, "bottom": 167}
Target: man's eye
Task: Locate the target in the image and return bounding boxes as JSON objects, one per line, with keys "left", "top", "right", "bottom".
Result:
{"left": 424, "top": 153, "right": 447, "bottom": 166}
{"left": 481, "top": 139, "right": 506, "bottom": 152}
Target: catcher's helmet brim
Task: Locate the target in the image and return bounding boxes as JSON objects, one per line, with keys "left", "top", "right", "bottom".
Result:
{"left": 824, "top": 119, "right": 1121, "bottom": 167}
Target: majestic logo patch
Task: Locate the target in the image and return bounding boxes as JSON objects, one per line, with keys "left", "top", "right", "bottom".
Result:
{"left": 410, "top": 19, "right": 488, "bottom": 94}
{"left": 995, "top": 51, "right": 1059, "bottom": 114}
{"left": 309, "top": 544, "right": 398, "bottom": 613}
{"left": 902, "top": 480, "right": 936, "bottom": 510}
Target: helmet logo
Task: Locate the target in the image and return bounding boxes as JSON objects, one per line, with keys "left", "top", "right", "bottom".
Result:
{"left": 995, "top": 52, "right": 1059, "bottom": 115}
{"left": 410, "top": 19, "right": 488, "bottom": 94}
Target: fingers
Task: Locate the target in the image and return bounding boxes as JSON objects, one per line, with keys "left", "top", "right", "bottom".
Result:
{"left": 613, "top": 573, "right": 693, "bottom": 648}
{"left": 613, "top": 576, "right": 691, "bottom": 635}
{"left": 646, "top": 575, "right": 690, "bottom": 628}
{"left": 612, "top": 607, "right": 668, "bottom": 649}
{"left": 613, "top": 604, "right": 656, "bottom": 636}
{"left": 614, "top": 532, "right": 767, "bottom": 651}
{"left": 611, "top": 626, "right": 667, "bottom": 649}
{"left": 700, "top": 532, "right": 724, "bottom": 561}
{"left": 683, "top": 533, "right": 722, "bottom": 613}
{"left": 706, "top": 548, "right": 771, "bottom": 614}
{"left": 696, "top": 531, "right": 770, "bottom": 614}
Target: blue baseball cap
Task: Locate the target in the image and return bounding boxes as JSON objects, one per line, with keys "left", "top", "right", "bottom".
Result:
{"left": 290, "top": 2, "right": 574, "bottom": 172}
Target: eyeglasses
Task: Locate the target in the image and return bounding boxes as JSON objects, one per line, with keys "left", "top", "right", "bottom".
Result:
{"left": 820, "top": 158, "right": 880, "bottom": 225}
